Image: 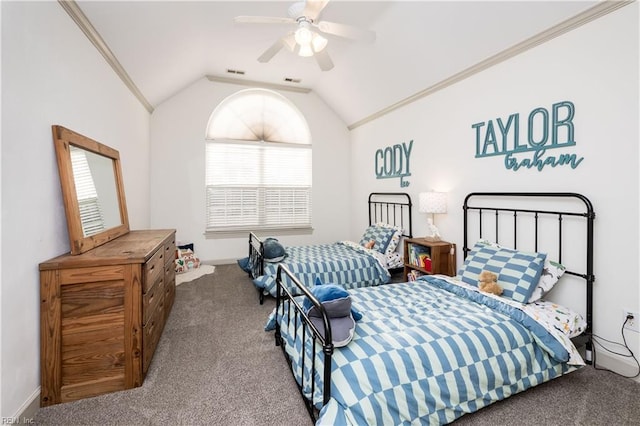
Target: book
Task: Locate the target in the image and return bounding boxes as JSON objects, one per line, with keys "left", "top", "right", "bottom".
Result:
{"left": 407, "top": 269, "right": 425, "bottom": 281}
{"left": 408, "top": 244, "right": 431, "bottom": 269}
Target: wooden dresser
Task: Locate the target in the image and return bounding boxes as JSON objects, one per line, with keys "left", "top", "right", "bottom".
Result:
{"left": 39, "top": 229, "right": 176, "bottom": 406}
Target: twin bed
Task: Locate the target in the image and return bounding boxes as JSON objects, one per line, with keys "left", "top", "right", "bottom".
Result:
{"left": 270, "top": 192, "right": 595, "bottom": 424}
{"left": 246, "top": 192, "right": 413, "bottom": 303}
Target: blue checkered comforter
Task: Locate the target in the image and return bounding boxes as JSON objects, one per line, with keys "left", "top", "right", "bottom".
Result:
{"left": 276, "top": 275, "right": 581, "bottom": 425}
{"left": 253, "top": 242, "right": 390, "bottom": 297}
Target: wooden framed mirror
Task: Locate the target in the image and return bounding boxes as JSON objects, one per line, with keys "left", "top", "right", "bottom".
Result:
{"left": 52, "top": 125, "right": 130, "bottom": 255}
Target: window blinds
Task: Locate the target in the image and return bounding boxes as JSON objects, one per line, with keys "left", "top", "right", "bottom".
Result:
{"left": 70, "top": 148, "right": 105, "bottom": 236}
{"left": 205, "top": 141, "right": 312, "bottom": 230}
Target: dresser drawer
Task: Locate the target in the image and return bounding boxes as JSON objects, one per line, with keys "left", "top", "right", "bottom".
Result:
{"left": 143, "top": 249, "right": 164, "bottom": 293}
{"left": 142, "top": 277, "right": 164, "bottom": 326}
{"left": 164, "top": 261, "right": 176, "bottom": 286}
{"left": 164, "top": 262, "right": 176, "bottom": 318}
{"left": 164, "top": 238, "right": 176, "bottom": 266}
{"left": 142, "top": 297, "right": 165, "bottom": 374}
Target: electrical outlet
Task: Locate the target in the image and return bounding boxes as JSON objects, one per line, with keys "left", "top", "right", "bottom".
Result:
{"left": 623, "top": 309, "right": 639, "bottom": 333}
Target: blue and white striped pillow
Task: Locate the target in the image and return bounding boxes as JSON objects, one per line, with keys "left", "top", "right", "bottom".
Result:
{"left": 458, "top": 240, "right": 547, "bottom": 304}
{"left": 359, "top": 223, "right": 401, "bottom": 254}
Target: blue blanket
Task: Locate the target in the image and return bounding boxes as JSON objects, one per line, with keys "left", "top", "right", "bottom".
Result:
{"left": 253, "top": 242, "right": 390, "bottom": 297}
{"left": 275, "top": 275, "right": 581, "bottom": 425}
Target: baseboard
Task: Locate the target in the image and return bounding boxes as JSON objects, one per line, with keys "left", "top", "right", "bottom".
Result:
{"left": 202, "top": 259, "right": 236, "bottom": 266}
{"left": 12, "top": 387, "right": 40, "bottom": 422}
{"left": 592, "top": 349, "right": 640, "bottom": 382}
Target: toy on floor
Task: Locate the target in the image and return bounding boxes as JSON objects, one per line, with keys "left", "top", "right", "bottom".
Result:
{"left": 175, "top": 248, "right": 201, "bottom": 273}
{"left": 478, "top": 270, "right": 503, "bottom": 296}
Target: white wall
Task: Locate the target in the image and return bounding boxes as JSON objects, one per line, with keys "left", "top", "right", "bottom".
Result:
{"left": 1, "top": 2, "right": 151, "bottom": 418}
{"left": 149, "top": 78, "right": 351, "bottom": 262}
{"left": 2, "top": 2, "right": 636, "bottom": 419}
{"left": 350, "top": 4, "right": 639, "bottom": 372}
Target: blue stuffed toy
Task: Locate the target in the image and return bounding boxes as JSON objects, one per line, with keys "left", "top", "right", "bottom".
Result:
{"left": 264, "top": 278, "right": 362, "bottom": 343}
{"left": 237, "top": 237, "right": 286, "bottom": 272}
{"left": 263, "top": 237, "right": 286, "bottom": 262}
{"left": 303, "top": 278, "right": 362, "bottom": 321}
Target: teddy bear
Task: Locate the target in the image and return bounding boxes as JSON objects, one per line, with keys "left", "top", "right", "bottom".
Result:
{"left": 478, "top": 270, "right": 503, "bottom": 296}
{"left": 363, "top": 239, "right": 375, "bottom": 249}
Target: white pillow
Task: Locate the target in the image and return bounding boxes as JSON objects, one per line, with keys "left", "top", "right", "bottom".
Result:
{"left": 527, "top": 258, "right": 566, "bottom": 303}
{"left": 526, "top": 299, "right": 586, "bottom": 338}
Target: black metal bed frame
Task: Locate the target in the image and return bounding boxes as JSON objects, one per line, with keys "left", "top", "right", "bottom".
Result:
{"left": 275, "top": 264, "right": 332, "bottom": 421}
{"left": 247, "top": 192, "right": 413, "bottom": 304}
{"left": 274, "top": 192, "right": 596, "bottom": 423}
{"left": 368, "top": 192, "right": 413, "bottom": 239}
{"left": 463, "top": 192, "right": 595, "bottom": 362}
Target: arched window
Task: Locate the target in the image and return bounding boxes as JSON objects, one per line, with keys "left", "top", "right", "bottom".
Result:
{"left": 205, "top": 88, "right": 312, "bottom": 235}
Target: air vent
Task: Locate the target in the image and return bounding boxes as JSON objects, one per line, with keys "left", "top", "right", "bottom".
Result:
{"left": 226, "top": 69, "right": 245, "bottom": 75}
{"left": 284, "top": 77, "right": 302, "bottom": 84}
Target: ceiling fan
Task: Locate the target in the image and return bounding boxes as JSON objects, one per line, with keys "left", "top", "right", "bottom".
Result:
{"left": 234, "top": 0, "right": 376, "bottom": 71}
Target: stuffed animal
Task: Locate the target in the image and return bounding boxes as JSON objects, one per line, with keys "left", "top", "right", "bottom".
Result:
{"left": 363, "top": 239, "right": 375, "bottom": 249}
{"left": 263, "top": 237, "right": 286, "bottom": 263}
{"left": 478, "top": 270, "right": 503, "bottom": 296}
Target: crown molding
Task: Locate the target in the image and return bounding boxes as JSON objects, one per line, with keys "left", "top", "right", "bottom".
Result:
{"left": 348, "top": 0, "right": 634, "bottom": 131}
{"left": 58, "top": 0, "right": 154, "bottom": 113}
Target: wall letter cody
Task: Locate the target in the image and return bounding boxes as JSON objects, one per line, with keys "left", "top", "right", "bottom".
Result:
{"left": 472, "top": 101, "right": 584, "bottom": 171}
{"left": 375, "top": 140, "right": 413, "bottom": 187}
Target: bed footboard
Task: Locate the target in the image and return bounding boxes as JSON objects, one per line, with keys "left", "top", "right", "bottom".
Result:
{"left": 275, "top": 264, "right": 333, "bottom": 422}
{"left": 248, "top": 232, "right": 266, "bottom": 303}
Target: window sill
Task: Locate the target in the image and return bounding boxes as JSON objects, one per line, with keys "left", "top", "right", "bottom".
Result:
{"left": 204, "top": 227, "right": 313, "bottom": 239}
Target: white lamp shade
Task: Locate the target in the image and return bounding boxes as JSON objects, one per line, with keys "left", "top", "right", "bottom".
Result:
{"left": 294, "top": 26, "right": 313, "bottom": 45}
{"left": 311, "top": 33, "right": 328, "bottom": 52}
{"left": 298, "top": 43, "right": 313, "bottom": 57}
{"left": 419, "top": 191, "right": 447, "bottom": 214}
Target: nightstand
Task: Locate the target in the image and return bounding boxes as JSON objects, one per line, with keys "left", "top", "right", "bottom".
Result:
{"left": 403, "top": 237, "right": 457, "bottom": 281}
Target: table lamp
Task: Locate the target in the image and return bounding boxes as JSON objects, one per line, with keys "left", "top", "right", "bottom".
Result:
{"left": 419, "top": 191, "right": 447, "bottom": 242}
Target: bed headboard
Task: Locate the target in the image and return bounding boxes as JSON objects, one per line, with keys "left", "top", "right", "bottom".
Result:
{"left": 462, "top": 192, "right": 595, "bottom": 362}
{"left": 368, "top": 192, "right": 413, "bottom": 238}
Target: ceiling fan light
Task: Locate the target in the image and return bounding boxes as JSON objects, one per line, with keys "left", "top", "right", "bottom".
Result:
{"left": 298, "top": 43, "right": 313, "bottom": 57}
{"left": 311, "top": 33, "right": 328, "bottom": 52}
{"left": 294, "top": 26, "right": 313, "bottom": 45}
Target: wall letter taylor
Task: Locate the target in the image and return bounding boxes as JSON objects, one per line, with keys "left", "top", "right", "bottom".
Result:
{"left": 375, "top": 140, "right": 413, "bottom": 187}
{"left": 471, "top": 101, "right": 583, "bottom": 172}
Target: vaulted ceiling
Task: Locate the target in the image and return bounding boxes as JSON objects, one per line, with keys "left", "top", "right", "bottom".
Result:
{"left": 75, "top": 0, "right": 608, "bottom": 128}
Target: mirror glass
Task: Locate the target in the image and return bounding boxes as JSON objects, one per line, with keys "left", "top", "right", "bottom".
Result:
{"left": 70, "top": 146, "right": 122, "bottom": 236}
{"left": 53, "top": 125, "right": 130, "bottom": 254}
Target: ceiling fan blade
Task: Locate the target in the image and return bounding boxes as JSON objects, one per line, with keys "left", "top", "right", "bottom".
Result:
{"left": 316, "top": 20, "right": 376, "bottom": 43}
{"left": 281, "top": 33, "right": 296, "bottom": 52}
{"left": 234, "top": 15, "right": 295, "bottom": 25}
{"left": 257, "top": 39, "right": 285, "bottom": 63}
{"left": 314, "top": 48, "right": 334, "bottom": 71}
{"left": 303, "top": 0, "right": 330, "bottom": 21}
